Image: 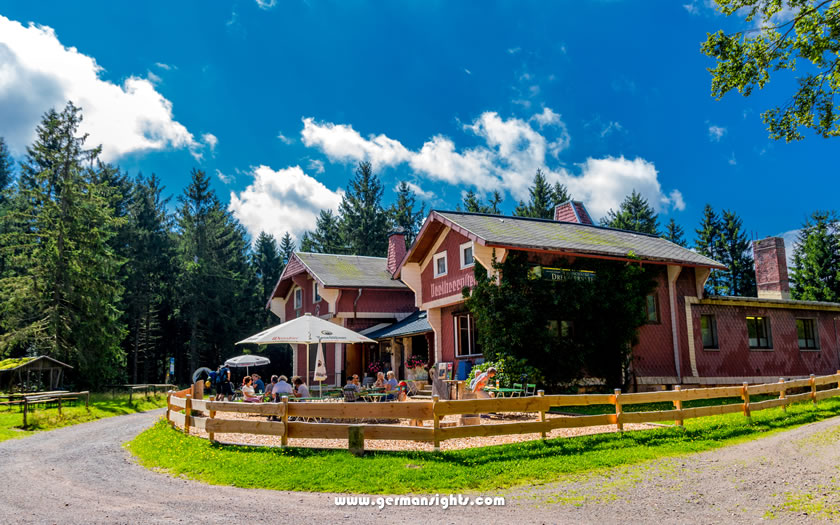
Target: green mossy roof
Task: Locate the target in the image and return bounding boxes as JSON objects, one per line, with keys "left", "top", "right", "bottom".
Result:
{"left": 0, "top": 357, "right": 35, "bottom": 371}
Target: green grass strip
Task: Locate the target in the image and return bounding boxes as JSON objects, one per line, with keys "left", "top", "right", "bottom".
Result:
{"left": 127, "top": 397, "right": 840, "bottom": 494}
{"left": 0, "top": 392, "right": 168, "bottom": 443}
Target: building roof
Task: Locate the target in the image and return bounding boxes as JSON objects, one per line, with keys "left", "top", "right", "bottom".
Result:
{"left": 0, "top": 355, "right": 73, "bottom": 372}
{"left": 404, "top": 211, "right": 725, "bottom": 269}
{"left": 701, "top": 296, "right": 840, "bottom": 312}
{"left": 296, "top": 252, "right": 408, "bottom": 289}
{"left": 366, "top": 310, "right": 432, "bottom": 340}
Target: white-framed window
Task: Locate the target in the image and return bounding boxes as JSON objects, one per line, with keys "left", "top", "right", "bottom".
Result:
{"left": 313, "top": 281, "right": 321, "bottom": 303}
{"left": 454, "top": 313, "right": 481, "bottom": 357}
{"left": 460, "top": 241, "right": 475, "bottom": 269}
{"left": 796, "top": 318, "right": 819, "bottom": 350}
{"left": 294, "top": 287, "right": 302, "bottom": 309}
{"left": 433, "top": 252, "right": 448, "bottom": 278}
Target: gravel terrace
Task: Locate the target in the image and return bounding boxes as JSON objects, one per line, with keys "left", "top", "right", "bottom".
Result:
{"left": 3, "top": 408, "right": 840, "bottom": 524}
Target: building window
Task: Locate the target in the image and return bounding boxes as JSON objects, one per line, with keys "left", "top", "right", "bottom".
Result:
{"left": 746, "top": 316, "right": 772, "bottom": 349}
{"left": 700, "top": 315, "right": 718, "bottom": 349}
{"left": 645, "top": 293, "right": 659, "bottom": 323}
{"left": 294, "top": 287, "right": 302, "bottom": 309}
{"left": 454, "top": 313, "right": 481, "bottom": 357}
{"left": 313, "top": 281, "right": 321, "bottom": 303}
{"left": 797, "top": 318, "right": 819, "bottom": 350}
{"left": 548, "top": 320, "right": 574, "bottom": 339}
{"left": 433, "top": 252, "right": 447, "bottom": 278}
{"left": 460, "top": 242, "right": 475, "bottom": 269}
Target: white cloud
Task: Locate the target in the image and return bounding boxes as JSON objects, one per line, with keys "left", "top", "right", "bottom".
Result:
{"left": 146, "top": 70, "right": 162, "bottom": 84}
{"left": 301, "top": 117, "right": 412, "bottom": 167}
{"left": 277, "top": 132, "right": 293, "bottom": 144}
{"left": 299, "top": 109, "right": 681, "bottom": 213}
{"left": 202, "top": 133, "right": 218, "bottom": 152}
{"left": 228, "top": 165, "right": 343, "bottom": 243}
{"left": 464, "top": 68, "right": 472, "bottom": 75}
{"left": 0, "top": 16, "right": 201, "bottom": 162}
{"left": 683, "top": 3, "right": 699, "bottom": 14}
{"left": 600, "top": 121, "right": 623, "bottom": 137}
{"left": 399, "top": 181, "right": 436, "bottom": 201}
{"left": 307, "top": 158, "right": 325, "bottom": 174}
{"left": 255, "top": 0, "right": 277, "bottom": 9}
{"left": 216, "top": 169, "right": 233, "bottom": 184}
{"left": 507, "top": 47, "right": 521, "bottom": 55}
{"left": 154, "top": 62, "right": 174, "bottom": 70}
{"left": 728, "top": 152, "right": 737, "bottom": 165}
{"left": 708, "top": 125, "right": 726, "bottom": 141}
{"left": 561, "top": 157, "right": 684, "bottom": 219}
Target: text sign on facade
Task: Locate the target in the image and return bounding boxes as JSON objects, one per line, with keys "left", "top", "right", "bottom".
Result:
{"left": 530, "top": 266, "right": 596, "bottom": 283}
{"left": 430, "top": 273, "right": 477, "bottom": 300}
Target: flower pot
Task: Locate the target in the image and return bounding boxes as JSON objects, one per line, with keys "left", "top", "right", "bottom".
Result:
{"left": 414, "top": 369, "right": 428, "bottom": 381}
{"left": 406, "top": 368, "right": 416, "bottom": 381}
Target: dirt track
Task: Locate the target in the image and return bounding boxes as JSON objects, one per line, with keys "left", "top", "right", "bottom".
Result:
{"left": 3, "top": 409, "right": 840, "bottom": 524}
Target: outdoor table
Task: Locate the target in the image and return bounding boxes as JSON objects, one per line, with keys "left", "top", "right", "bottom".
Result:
{"left": 359, "top": 392, "right": 389, "bottom": 402}
{"left": 483, "top": 387, "right": 523, "bottom": 397}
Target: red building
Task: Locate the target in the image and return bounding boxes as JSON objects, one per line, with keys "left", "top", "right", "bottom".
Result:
{"left": 396, "top": 203, "right": 840, "bottom": 387}
{"left": 266, "top": 238, "right": 417, "bottom": 385}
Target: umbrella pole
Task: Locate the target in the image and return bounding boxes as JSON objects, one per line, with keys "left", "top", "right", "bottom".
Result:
{"left": 319, "top": 380, "right": 323, "bottom": 399}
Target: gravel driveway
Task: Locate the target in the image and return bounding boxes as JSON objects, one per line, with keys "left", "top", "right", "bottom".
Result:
{"left": 3, "top": 409, "right": 840, "bottom": 524}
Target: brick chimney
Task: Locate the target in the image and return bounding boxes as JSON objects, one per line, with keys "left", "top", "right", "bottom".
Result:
{"left": 554, "top": 200, "right": 594, "bottom": 225}
{"left": 386, "top": 229, "right": 407, "bottom": 277}
{"left": 753, "top": 237, "right": 791, "bottom": 300}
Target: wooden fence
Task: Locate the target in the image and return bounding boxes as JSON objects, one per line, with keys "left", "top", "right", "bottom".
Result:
{"left": 166, "top": 372, "right": 840, "bottom": 454}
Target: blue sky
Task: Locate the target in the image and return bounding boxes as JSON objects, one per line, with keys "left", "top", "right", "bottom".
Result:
{"left": 0, "top": 1, "right": 835, "bottom": 248}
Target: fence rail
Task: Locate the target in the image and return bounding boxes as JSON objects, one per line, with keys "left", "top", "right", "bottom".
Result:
{"left": 166, "top": 372, "right": 840, "bottom": 454}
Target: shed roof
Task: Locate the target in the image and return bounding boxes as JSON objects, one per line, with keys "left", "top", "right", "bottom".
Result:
{"left": 0, "top": 355, "right": 73, "bottom": 372}
{"left": 296, "top": 252, "right": 408, "bottom": 289}
{"left": 403, "top": 211, "right": 725, "bottom": 270}
{"left": 366, "top": 310, "right": 432, "bottom": 340}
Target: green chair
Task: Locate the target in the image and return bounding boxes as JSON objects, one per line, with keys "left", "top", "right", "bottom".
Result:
{"left": 525, "top": 383, "right": 537, "bottom": 396}
{"left": 512, "top": 383, "right": 523, "bottom": 397}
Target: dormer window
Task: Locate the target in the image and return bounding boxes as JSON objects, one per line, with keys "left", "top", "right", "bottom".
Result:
{"left": 433, "top": 252, "right": 447, "bottom": 278}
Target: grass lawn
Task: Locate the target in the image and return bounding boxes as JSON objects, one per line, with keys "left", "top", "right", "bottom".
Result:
{"left": 0, "top": 392, "right": 168, "bottom": 443}
{"left": 127, "top": 397, "right": 840, "bottom": 494}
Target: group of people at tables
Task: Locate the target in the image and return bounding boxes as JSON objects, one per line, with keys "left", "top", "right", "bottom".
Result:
{"left": 219, "top": 370, "right": 409, "bottom": 403}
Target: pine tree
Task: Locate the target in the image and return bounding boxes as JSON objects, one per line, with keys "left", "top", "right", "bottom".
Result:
{"left": 252, "top": 231, "right": 281, "bottom": 326}
{"left": 279, "top": 232, "right": 295, "bottom": 265}
{"left": 663, "top": 218, "right": 687, "bottom": 247}
{"left": 514, "top": 169, "right": 556, "bottom": 219}
{"left": 0, "top": 137, "right": 13, "bottom": 204}
{"left": 551, "top": 182, "right": 571, "bottom": 208}
{"left": 487, "top": 190, "right": 504, "bottom": 215}
{"left": 175, "top": 168, "right": 260, "bottom": 378}
{"left": 695, "top": 204, "right": 724, "bottom": 295}
{"left": 299, "top": 231, "right": 315, "bottom": 253}
{"left": 0, "top": 103, "right": 125, "bottom": 386}
{"left": 602, "top": 190, "right": 660, "bottom": 234}
{"left": 790, "top": 211, "right": 840, "bottom": 302}
{"left": 389, "top": 181, "right": 425, "bottom": 247}
{"left": 460, "top": 190, "right": 483, "bottom": 212}
{"left": 718, "top": 210, "right": 756, "bottom": 296}
{"left": 339, "top": 161, "right": 390, "bottom": 256}
{"left": 309, "top": 209, "right": 345, "bottom": 253}
{"left": 123, "top": 173, "right": 175, "bottom": 383}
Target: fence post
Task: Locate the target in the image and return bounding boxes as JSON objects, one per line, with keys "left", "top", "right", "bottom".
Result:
{"left": 348, "top": 424, "right": 365, "bottom": 457}
{"left": 129, "top": 387, "right": 133, "bottom": 406}
{"left": 673, "top": 385, "right": 683, "bottom": 428}
{"left": 281, "top": 396, "right": 289, "bottom": 448}
{"left": 208, "top": 407, "right": 216, "bottom": 443}
{"left": 614, "top": 389, "right": 623, "bottom": 432}
{"left": 810, "top": 374, "right": 817, "bottom": 406}
{"left": 432, "top": 395, "right": 441, "bottom": 451}
{"left": 779, "top": 378, "right": 786, "bottom": 412}
{"left": 184, "top": 394, "right": 192, "bottom": 435}
{"left": 22, "top": 397, "right": 28, "bottom": 429}
{"left": 537, "top": 390, "right": 547, "bottom": 439}
{"left": 85, "top": 391, "right": 90, "bottom": 410}
{"left": 742, "top": 382, "right": 751, "bottom": 422}
{"left": 57, "top": 396, "right": 62, "bottom": 417}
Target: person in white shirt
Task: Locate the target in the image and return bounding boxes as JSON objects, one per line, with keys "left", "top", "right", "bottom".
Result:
{"left": 241, "top": 376, "right": 261, "bottom": 403}
{"left": 272, "top": 375, "right": 294, "bottom": 401}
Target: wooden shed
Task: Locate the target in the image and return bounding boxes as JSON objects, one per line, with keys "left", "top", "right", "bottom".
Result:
{"left": 0, "top": 356, "right": 73, "bottom": 392}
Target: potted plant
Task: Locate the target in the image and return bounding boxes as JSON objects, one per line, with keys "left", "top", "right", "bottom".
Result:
{"left": 405, "top": 354, "right": 428, "bottom": 381}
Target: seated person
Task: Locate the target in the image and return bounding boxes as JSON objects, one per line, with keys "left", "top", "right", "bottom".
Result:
{"left": 272, "top": 375, "right": 294, "bottom": 401}
{"left": 384, "top": 371, "right": 399, "bottom": 400}
{"left": 343, "top": 376, "right": 360, "bottom": 402}
{"left": 252, "top": 373, "right": 265, "bottom": 394}
{"left": 292, "top": 377, "right": 310, "bottom": 398}
{"left": 469, "top": 367, "right": 497, "bottom": 399}
{"left": 373, "top": 371, "right": 385, "bottom": 389}
{"left": 241, "top": 376, "right": 261, "bottom": 403}
{"left": 397, "top": 380, "right": 409, "bottom": 402}
{"left": 344, "top": 376, "right": 361, "bottom": 392}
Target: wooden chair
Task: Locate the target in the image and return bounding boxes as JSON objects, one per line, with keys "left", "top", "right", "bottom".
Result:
{"left": 343, "top": 387, "right": 359, "bottom": 403}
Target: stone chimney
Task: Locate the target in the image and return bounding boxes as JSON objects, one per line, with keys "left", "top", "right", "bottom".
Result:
{"left": 386, "top": 229, "right": 407, "bottom": 277}
{"left": 554, "top": 200, "right": 594, "bottom": 225}
{"left": 753, "top": 237, "right": 790, "bottom": 300}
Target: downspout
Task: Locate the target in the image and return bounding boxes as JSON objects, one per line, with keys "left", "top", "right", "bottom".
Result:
{"left": 353, "top": 288, "right": 362, "bottom": 319}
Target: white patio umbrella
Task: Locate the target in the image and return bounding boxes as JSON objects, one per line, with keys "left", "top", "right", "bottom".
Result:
{"left": 224, "top": 354, "right": 271, "bottom": 376}
{"left": 237, "top": 313, "right": 375, "bottom": 396}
